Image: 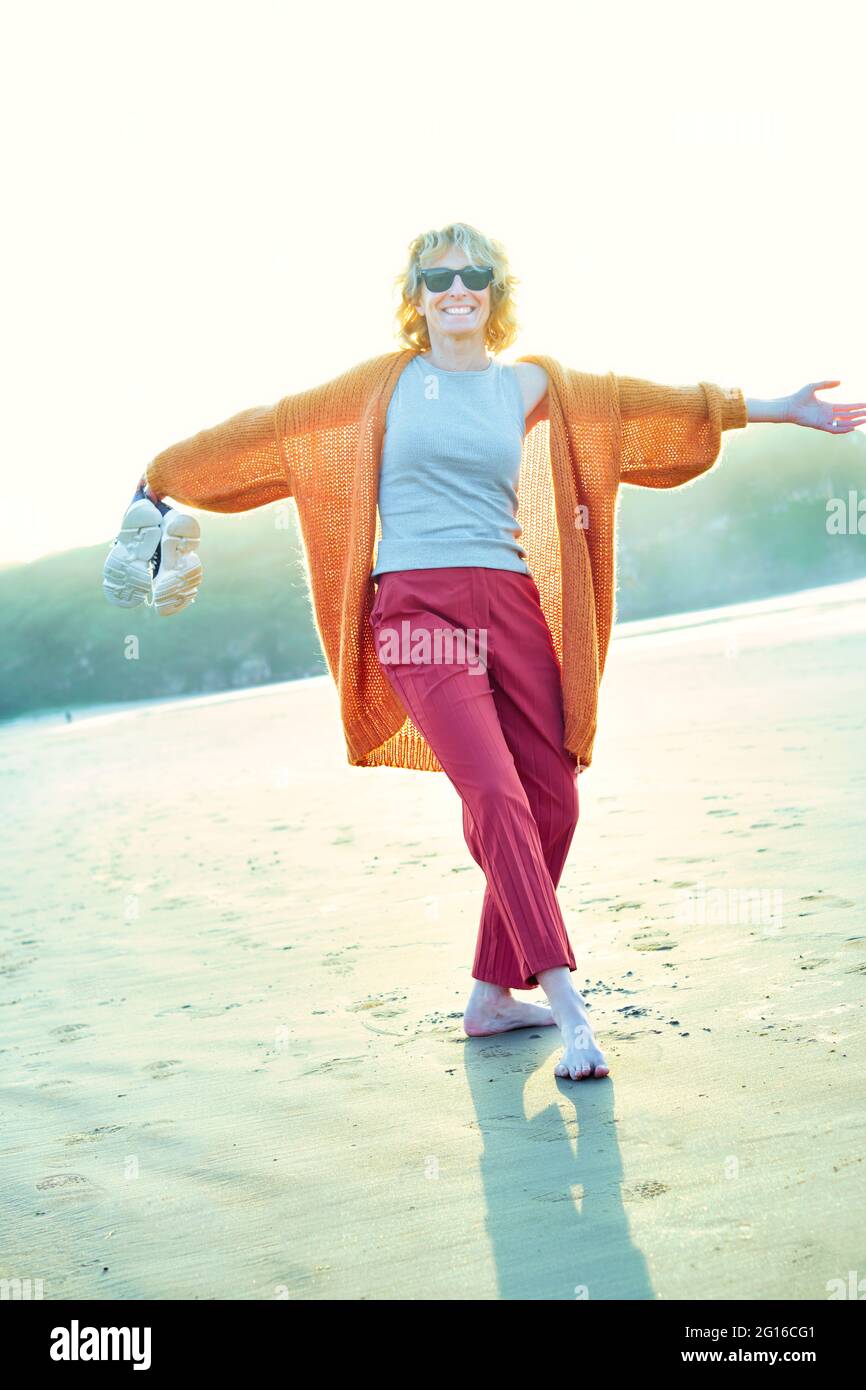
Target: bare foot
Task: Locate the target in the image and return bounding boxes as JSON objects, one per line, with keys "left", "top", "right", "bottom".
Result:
{"left": 463, "top": 981, "right": 558, "bottom": 1037}
{"left": 549, "top": 990, "right": 610, "bottom": 1081}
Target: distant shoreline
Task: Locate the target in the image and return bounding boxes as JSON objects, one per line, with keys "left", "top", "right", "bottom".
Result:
{"left": 0, "top": 672, "right": 331, "bottom": 736}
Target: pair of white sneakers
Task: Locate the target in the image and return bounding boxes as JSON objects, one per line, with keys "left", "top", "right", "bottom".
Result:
{"left": 103, "top": 497, "right": 202, "bottom": 616}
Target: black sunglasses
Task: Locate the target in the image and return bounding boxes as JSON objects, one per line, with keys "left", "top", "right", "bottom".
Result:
{"left": 419, "top": 265, "right": 494, "bottom": 293}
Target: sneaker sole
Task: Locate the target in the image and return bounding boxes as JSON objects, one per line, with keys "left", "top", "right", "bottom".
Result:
{"left": 103, "top": 498, "right": 163, "bottom": 607}
{"left": 152, "top": 512, "right": 202, "bottom": 617}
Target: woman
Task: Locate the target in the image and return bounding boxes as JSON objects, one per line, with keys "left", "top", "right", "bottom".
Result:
{"left": 103, "top": 222, "right": 865, "bottom": 1083}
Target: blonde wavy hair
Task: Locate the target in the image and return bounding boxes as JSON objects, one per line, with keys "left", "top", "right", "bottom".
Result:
{"left": 393, "top": 222, "right": 520, "bottom": 354}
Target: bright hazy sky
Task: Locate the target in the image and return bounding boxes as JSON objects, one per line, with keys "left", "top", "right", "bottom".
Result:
{"left": 3, "top": 0, "right": 864, "bottom": 565}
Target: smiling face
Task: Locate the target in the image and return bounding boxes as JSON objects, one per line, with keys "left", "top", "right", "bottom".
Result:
{"left": 415, "top": 245, "right": 493, "bottom": 349}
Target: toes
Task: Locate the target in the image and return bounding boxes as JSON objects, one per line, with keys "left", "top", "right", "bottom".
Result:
{"left": 556, "top": 1055, "right": 611, "bottom": 1082}
{"left": 561, "top": 1062, "right": 610, "bottom": 1081}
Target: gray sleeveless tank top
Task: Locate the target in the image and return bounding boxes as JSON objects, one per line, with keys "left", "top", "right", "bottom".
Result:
{"left": 371, "top": 353, "right": 530, "bottom": 578}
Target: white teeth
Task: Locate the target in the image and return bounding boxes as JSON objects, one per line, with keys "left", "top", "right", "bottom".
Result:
{"left": 443, "top": 307, "right": 472, "bottom": 314}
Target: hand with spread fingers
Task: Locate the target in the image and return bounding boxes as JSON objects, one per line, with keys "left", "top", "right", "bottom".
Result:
{"left": 784, "top": 380, "right": 866, "bottom": 433}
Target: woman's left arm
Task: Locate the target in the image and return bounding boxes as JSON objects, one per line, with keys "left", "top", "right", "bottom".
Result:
{"left": 614, "top": 372, "right": 865, "bottom": 490}
{"left": 746, "top": 381, "right": 866, "bottom": 433}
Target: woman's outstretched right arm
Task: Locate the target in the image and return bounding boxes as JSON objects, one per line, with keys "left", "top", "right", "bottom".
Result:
{"left": 143, "top": 360, "right": 371, "bottom": 513}
{"left": 145, "top": 400, "right": 286, "bottom": 514}
{"left": 145, "top": 400, "right": 287, "bottom": 513}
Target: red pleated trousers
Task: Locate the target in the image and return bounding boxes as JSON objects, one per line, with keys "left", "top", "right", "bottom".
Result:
{"left": 370, "top": 566, "right": 579, "bottom": 990}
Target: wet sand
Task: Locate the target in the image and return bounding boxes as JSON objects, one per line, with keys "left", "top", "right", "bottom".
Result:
{"left": 2, "top": 580, "right": 865, "bottom": 1300}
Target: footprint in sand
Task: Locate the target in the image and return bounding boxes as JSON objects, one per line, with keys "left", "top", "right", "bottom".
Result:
{"left": 155, "top": 1003, "right": 241, "bottom": 1018}
{"left": 358, "top": 1019, "right": 409, "bottom": 1037}
{"left": 623, "top": 1180, "right": 670, "bottom": 1200}
{"left": 800, "top": 893, "right": 855, "bottom": 909}
{"left": 347, "top": 992, "right": 408, "bottom": 1032}
{"left": 346, "top": 991, "right": 407, "bottom": 1017}
{"left": 300, "top": 1056, "right": 366, "bottom": 1077}
{"left": 49, "top": 1024, "right": 90, "bottom": 1043}
{"left": 62, "top": 1126, "right": 125, "bottom": 1146}
{"left": 0, "top": 954, "right": 37, "bottom": 976}
{"left": 629, "top": 930, "right": 676, "bottom": 952}
{"left": 321, "top": 946, "right": 359, "bottom": 977}
{"left": 35, "top": 1172, "right": 105, "bottom": 1201}
{"left": 144, "top": 1060, "right": 184, "bottom": 1079}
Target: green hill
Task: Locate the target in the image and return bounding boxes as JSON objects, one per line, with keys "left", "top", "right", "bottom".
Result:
{"left": 616, "top": 425, "right": 866, "bottom": 619}
{"left": 0, "top": 505, "right": 325, "bottom": 722}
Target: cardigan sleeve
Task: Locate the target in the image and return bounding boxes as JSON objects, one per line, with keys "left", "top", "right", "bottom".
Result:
{"left": 145, "top": 401, "right": 287, "bottom": 513}
{"left": 614, "top": 374, "right": 748, "bottom": 489}
{"left": 145, "top": 365, "right": 366, "bottom": 513}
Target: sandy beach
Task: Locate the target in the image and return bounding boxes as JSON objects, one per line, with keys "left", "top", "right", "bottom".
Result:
{"left": 2, "top": 579, "right": 865, "bottom": 1301}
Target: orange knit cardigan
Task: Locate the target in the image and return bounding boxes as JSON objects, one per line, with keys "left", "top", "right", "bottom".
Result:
{"left": 146, "top": 349, "right": 748, "bottom": 773}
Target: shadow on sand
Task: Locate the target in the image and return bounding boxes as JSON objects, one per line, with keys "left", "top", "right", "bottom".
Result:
{"left": 463, "top": 1031, "right": 655, "bottom": 1300}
